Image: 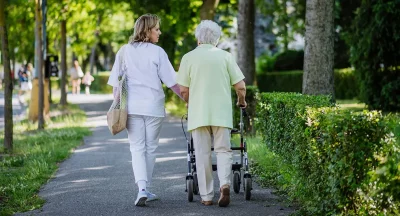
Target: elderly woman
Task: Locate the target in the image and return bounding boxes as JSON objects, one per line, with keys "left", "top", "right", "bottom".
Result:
{"left": 176, "top": 20, "right": 247, "bottom": 207}
{"left": 107, "top": 14, "right": 181, "bottom": 207}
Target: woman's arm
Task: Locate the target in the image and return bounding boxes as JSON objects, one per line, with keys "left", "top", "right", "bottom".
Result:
{"left": 170, "top": 84, "right": 184, "bottom": 100}
{"left": 234, "top": 80, "right": 247, "bottom": 108}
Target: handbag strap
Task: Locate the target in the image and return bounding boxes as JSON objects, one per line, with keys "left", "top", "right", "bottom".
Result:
{"left": 119, "top": 45, "right": 129, "bottom": 109}
{"left": 119, "top": 44, "right": 128, "bottom": 78}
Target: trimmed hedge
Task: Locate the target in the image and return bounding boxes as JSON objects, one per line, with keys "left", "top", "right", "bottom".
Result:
{"left": 257, "top": 69, "right": 359, "bottom": 99}
{"left": 257, "top": 71, "right": 303, "bottom": 93}
{"left": 257, "top": 92, "right": 400, "bottom": 215}
{"left": 256, "top": 50, "right": 304, "bottom": 73}
{"left": 273, "top": 50, "right": 304, "bottom": 71}
{"left": 257, "top": 92, "right": 333, "bottom": 164}
{"left": 90, "top": 72, "right": 113, "bottom": 93}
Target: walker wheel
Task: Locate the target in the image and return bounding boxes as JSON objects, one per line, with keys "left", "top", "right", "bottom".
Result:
{"left": 187, "top": 179, "right": 194, "bottom": 202}
{"left": 244, "top": 177, "right": 252, "bottom": 200}
{"left": 233, "top": 171, "right": 240, "bottom": 194}
{"left": 193, "top": 172, "right": 199, "bottom": 195}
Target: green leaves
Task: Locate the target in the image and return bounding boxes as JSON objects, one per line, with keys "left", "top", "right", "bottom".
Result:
{"left": 257, "top": 92, "right": 400, "bottom": 215}
{"left": 349, "top": 0, "right": 400, "bottom": 111}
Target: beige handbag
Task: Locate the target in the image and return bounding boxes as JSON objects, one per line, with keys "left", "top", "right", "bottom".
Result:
{"left": 107, "top": 45, "right": 128, "bottom": 135}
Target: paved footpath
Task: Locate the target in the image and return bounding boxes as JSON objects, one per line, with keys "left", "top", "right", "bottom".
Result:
{"left": 16, "top": 94, "right": 295, "bottom": 216}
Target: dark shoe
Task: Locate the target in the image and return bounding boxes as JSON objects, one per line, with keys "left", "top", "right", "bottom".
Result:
{"left": 201, "top": 200, "right": 213, "bottom": 206}
{"left": 218, "top": 184, "right": 230, "bottom": 207}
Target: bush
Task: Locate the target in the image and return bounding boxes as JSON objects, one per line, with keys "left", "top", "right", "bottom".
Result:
{"left": 256, "top": 69, "right": 359, "bottom": 100}
{"left": 90, "top": 72, "right": 112, "bottom": 93}
{"left": 305, "top": 109, "right": 392, "bottom": 215}
{"left": 257, "top": 71, "right": 303, "bottom": 93}
{"left": 257, "top": 92, "right": 332, "bottom": 165}
{"left": 257, "top": 92, "right": 400, "bottom": 215}
{"left": 273, "top": 50, "right": 304, "bottom": 71}
{"left": 334, "top": 68, "right": 359, "bottom": 99}
{"left": 256, "top": 54, "right": 277, "bottom": 74}
{"left": 349, "top": 0, "right": 400, "bottom": 111}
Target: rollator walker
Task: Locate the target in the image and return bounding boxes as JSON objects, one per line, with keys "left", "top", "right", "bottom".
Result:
{"left": 182, "top": 108, "right": 252, "bottom": 202}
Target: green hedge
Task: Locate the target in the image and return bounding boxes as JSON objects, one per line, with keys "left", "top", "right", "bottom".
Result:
{"left": 257, "top": 92, "right": 332, "bottom": 164}
{"left": 256, "top": 50, "right": 304, "bottom": 73}
{"left": 273, "top": 50, "right": 304, "bottom": 71}
{"left": 257, "top": 92, "right": 400, "bottom": 215}
{"left": 257, "top": 71, "right": 303, "bottom": 93}
{"left": 257, "top": 69, "right": 359, "bottom": 99}
{"left": 90, "top": 72, "right": 113, "bottom": 93}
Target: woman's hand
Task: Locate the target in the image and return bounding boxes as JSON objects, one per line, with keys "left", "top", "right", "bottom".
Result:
{"left": 237, "top": 101, "right": 247, "bottom": 108}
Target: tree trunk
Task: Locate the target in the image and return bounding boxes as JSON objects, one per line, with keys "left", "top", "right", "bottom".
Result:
{"left": 35, "top": 0, "right": 44, "bottom": 129}
{"left": 237, "top": 0, "right": 255, "bottom": 85}
{"left": 283, "top": 0, "right": 289, "bottom": 51}
{"left": 89, "top": 45, "right": 96, "bottom": 74}
{"left": 89, "top": 15, "right": 102, "bottom": 74}
{"left": 200, "top": 0, "right": 220, "bottom": 20}
{"left": 60, "top": 19, "right": 67, "bottom": 106}
{"left": 302, "top": 0, "right": 335, "bottom": 99}
{"left": 0, "top": 0, "right": 13, "bottom": 152}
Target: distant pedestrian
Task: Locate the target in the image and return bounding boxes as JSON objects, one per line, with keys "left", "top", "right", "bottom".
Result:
{"left": 26, "top": 63, "right": 35, "bottom": 79}
{"left": 18, "top": 63, "right": 33, "bottom": 103}
{"left": 70, "top": 60, "right": 84, "bottom": 94}
{"left": 82, "top": 71, "right": 94, "bottom": 95}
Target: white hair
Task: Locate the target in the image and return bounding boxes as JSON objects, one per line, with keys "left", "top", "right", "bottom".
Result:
{"left": 195, "top": 20, "right": 221, "bottom": 46}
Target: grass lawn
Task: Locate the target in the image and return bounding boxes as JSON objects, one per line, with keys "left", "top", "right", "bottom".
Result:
{"left": 336, "top": 99, "right": 367, "bottom": 111}
{"left": 232, "top": 135, "right": 296, "bottom": 193}
{"left": 0, "top": 103, "right": 92, "bottom": 216}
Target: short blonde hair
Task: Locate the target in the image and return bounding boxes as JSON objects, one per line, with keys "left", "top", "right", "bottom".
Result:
{"left": 195, "top": 20, "right": 221, "bottom": 46}
{"left": 129, "top": 14, "right": 160, "bottom": 43}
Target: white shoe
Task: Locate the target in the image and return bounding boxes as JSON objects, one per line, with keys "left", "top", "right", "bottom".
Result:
{"left": 135, "top": 190, "right": 147, "bottom": 207}
{"left": 146, "top": 191, "right": 159, "bottom": 202}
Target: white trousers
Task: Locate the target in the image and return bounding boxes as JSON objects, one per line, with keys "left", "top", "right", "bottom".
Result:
{"left": 126, "top": 114, "right": 164, "bottom": 187}
{"left": 192, "top": 126, "right": 233, "bottom": 201}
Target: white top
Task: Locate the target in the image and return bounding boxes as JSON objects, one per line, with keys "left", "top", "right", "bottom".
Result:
{"left": 107, "top": 43, "right": 177, "bottom": 117}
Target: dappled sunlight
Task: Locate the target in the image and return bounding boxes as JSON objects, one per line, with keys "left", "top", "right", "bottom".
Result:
{"left": 83, "top": 166, "right": 113, "bottom": 171}
{"left": 158, "top": 137, "right": 181, "bottom": 144}
{"left": 85, "top": 111, "right": 108, "bottom": 117}
{"left": 165, "top": 182, "right": 186, "bottom": 191}
{"left": 155, "top": 156, "right": 186, "bottom": 163}
{"left": 67, "top": 94, "right": 113, "bottom": 105}
{"left": 74, "top": 146, "right": 104, "bottom": 153}
{"left": 108, "top": 138, "right": 128, "bottom": 143}
{"left": 168, "top": 150, "right": 186, "bottom": 154}
{"left": 70, "top": 179, "right": 89, "bottom": 183}
{"left": 153, "top": 174, "right": 185, "bottom": 180}
{"left": 85, "top": 115, "right": 107, "bottom": 127}
{"left": 89, "top": 139, "right": 127, "bottom": 145}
